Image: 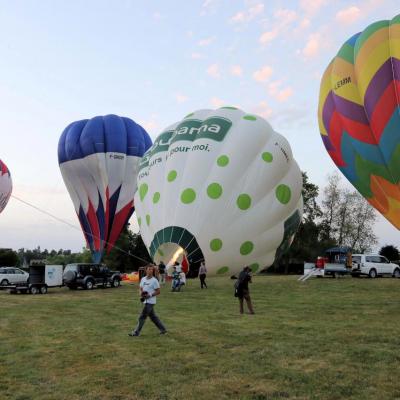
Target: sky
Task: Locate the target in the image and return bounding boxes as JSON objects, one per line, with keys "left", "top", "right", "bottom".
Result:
{"left": 0, "top": 0, "right": 399, "bottom": 253}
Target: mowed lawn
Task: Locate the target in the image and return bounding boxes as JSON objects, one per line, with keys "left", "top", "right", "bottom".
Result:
{"left": 1, "top": 275, "right": 400, "bottom": 400}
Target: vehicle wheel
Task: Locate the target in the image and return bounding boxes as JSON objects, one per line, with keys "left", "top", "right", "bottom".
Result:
{"left": 30, "top": 286, "right": 39, "bottom": 295}
{"left": 85, "top": 280, "right": 95, "bottom": 290}
{"left": 40, "top": 286, "right": 48, "bottom": 294}
{"left": 112, "top": 278, "right": 120, "bottom": 288}
{"left": 1, "top": 279, "right": 9, "bottom": 286}
{"left": 369, "top": 269, "right": 377, "bottom": 279}
{"left": 393, "top": 268, "right": 400, "bottom": 278}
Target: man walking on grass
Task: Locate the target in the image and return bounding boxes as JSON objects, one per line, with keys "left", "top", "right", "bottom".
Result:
{"left": 235, "top": 266, "right": 255, "bottom": 315}
{"left": 129, "top": 264, "right": 167, "bottom": 337}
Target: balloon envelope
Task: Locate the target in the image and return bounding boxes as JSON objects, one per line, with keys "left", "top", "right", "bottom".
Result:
{"left": 0, "top": 159, "right": 12, "bottom": 214}
{"left": 135, "top": 108, "right": 303, "bottom": 275}
{"left": 318, "top": 15, "right": 400, "bottom": 228}
{"left": 58, "top": 115, "right": 152, "bottom": 262}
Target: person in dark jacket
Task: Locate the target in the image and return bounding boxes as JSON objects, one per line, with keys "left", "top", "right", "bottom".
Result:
{"left": 235, "top": 266, "right": 255, "bottom": 314}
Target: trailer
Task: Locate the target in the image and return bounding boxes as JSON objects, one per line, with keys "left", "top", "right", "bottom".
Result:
{"left": 5, "top": 264, "right": 63, "bottom": 294}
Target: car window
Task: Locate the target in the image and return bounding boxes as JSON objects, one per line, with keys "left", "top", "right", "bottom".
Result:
{"left": 7, "top": 269, "right": 15, "bottom": 274}
{"left": 367, "top": 256, "right": 381, "bottom": 263}
{"left": 352, "top": 256, "right": 361, "bottom": 264}
{"left": 0, "top": 268, "right": 5, "bottom": 274}
{"left": 64, "top": 265, "right": 77, "bottom": 273}
{"left": 379, "top": 256, "right": 389, "bottom": 264}
{"left": 15, "top": 268, "right": 24, "bottom": 274}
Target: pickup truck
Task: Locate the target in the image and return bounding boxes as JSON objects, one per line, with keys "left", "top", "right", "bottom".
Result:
{"left": 351, "top": 254, "right": 400, "bottom": 278}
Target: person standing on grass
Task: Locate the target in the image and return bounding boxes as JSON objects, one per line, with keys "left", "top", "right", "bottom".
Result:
{"left": 235, "top": 266, "right": 255, "bottom": 315}
{"left": 158, "top": 261, "right": 166, "bottom": 284}
{"left": 198, "top": 261, "right": 207, "bottom": 289}
{"left": 129, "top": 264, "right": 167, "bottom": 337}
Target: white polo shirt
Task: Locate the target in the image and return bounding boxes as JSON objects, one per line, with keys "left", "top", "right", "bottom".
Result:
{"left": 140, "top": 276, "right": 160, "bottom": 304}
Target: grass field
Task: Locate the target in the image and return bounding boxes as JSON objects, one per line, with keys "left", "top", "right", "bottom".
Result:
{"left": 1, "top": 275, "right": 400, "bottom": 400}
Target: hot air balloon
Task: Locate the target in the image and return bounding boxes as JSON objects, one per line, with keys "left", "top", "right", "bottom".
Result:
{"left": 134, "top": 108, "right": 303, "bottom": 275}
{"left": 318, "top": 15, "right": 400, "bottom": 228}
{"left": 0, "top": 159, "right": 12, "bottom": 214}
{"left": 58, "top": 115, "right": 152, "bottom": 262}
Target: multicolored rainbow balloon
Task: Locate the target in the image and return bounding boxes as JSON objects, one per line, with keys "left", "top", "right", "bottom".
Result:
{"left": 318, "top": 14, "right": 400, "bottom": 229}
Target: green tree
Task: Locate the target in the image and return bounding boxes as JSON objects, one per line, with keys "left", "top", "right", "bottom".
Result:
{"left": 0, "top": 249, "right": 18, "bottom": 266}
{"left": 379, "top": 245, "right": 400, "bottom": 262}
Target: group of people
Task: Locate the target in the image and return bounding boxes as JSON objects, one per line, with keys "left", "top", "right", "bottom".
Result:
{"left": 129, "top": 262, "right": 254, "bottom": 337}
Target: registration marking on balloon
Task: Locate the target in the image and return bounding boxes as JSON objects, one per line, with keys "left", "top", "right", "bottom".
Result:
{"left": 135, "top": 108, "right": 303, "bottom": 275}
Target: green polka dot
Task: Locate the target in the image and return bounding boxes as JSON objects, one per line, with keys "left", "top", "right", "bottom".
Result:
{"left": 167, "top": 170, "right": 177, "bottom": 182}
{"left": 139, "top": 183, "right": 148, "bottom": 201}
{"left": 138, "top": 217, "right": 142, "bottom": 227}
{"left": 158, "top": 249, "right": 164, "bottom": 257}
{"left": 145, "top": 215, "right": 150, "bottom": 226}
{"left": 220, "top": 106, "right": 238, "bottom": 110}
{"left": 249, "top": 263, "right": 259, "bottom": 272}
{"left": 185, "top": 112, "right": 195, "bottom": 118}
{"left": 153, "top": 192, "right": 160, "bottom": 204}
{"left": 217, "top": 266, "right": 229, "bottom": 274}
{"left": 276, "top": 184, "right": 291, "bottom": 204}
{"left": 243, "top": 115, "right": 257, "bottom": 121}
{"left": 210, "top": 238, "right": 223, "bottom": 251}
{"left": 217, "top": 155, "right": 229, "bottom": 167}
{"left": 262, "top": 152, "right": 273, "bottom": 163}
{"left": 240, "top": 241, "right": 254, "bottom": 255}
{"left": 207, "top": 183, "right": 223, "bottom": 199}
{"left": 181, "top": 188, "right": 196, "bottom": 204}
{"left": 237, "top": 194, "right": 252, "bottom": 210}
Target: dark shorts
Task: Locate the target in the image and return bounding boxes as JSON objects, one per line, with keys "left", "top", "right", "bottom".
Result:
{"left": 238, "top": 288, "right": 250, "bottom": 300}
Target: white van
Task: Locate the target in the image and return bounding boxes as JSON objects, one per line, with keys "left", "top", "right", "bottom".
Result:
{"left": 351, "top": 254, "right": 400, "bottom": 278}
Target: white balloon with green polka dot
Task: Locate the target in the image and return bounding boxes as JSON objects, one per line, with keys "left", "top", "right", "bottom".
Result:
{"left": 134, "top": 107, "right": 303, "bottom": 275}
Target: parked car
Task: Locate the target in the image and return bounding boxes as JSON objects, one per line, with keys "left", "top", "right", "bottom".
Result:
{"left": 62, "top": 263, "right": 121, "bottom": 290}
{"left": 351, "top": 254, "right": 400, "bottom": 278}
{"left": 0, "top": 267, "right": 29, "bottom": 286}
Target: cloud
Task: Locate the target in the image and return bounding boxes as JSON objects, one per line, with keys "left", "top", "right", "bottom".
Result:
{"left": 191, "top": 52, "right": 204, "bottom": 59}
{"left": 302, "top": 33, "right": 322, "bottom": 59}
{"left": 198, "top": 36, "right": 215, "bottom": 46}
{"left": 210, "top": 97, "right": 225, "bottom": 108}
{"left": 276, "top": 87, "right": 293, "bottom": 102}
{"left": 230, "top": 65, "right": 243, "bottom": 76}
{"left": 200, "top": 0, "right": 219, "bottom": 16}
{"left": 139, "top": 117, "right": 159, "bottom": 135}
{"left": 300, "top": 0, "right": 327, "bottom": 17}
{"left": 268, "top": 81, "right": 293, "bottom": 102}
{"left": 207, "top": 64, "right": 220, "bottom": 78}
{"left": 259, "top": 8, "right": 297, "bottom": 45}
{"left": 253, "top": 66, "right": 273, "bottom": 82}
{"left": 336, "top": 6, "right": 361, "bottom": 24}
{"left": 252, "top": 101, "right": 273, "bottom": 119}
{"left": 153, "top": 12, "right": 164, "bottom": 21}
{"left": 230, "top": 3, "right": 264, "bottom": 23}
{"left": 175, "top": 93, "right": 189, "bottom": 103}
{"left": 259, "top": 29, "right": 279, "bottom": 44}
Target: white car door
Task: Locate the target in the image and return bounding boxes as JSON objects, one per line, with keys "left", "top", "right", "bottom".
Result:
{"left": 379, "top": 256, "right": 391, "bottom": 274}
{"left": 364, "top": 256, "right": 376, "bottom": 274}
{"left": 14, "top": 268, "right": 26, "bottom": 282}
{"left": 8, "top": 268, "right": 17, "bottom": 284}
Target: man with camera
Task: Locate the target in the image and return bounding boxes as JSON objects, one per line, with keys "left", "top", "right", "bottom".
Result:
{"left": 129, "top": 264, "right": 167, "bottom": 337}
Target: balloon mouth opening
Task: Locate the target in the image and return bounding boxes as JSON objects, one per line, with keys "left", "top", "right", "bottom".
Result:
{"left": 149, "top": 226, "right": 205, "bottom": 274}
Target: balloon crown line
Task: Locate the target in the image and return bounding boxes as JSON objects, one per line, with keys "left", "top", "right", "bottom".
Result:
{"left": 10, "top": 194, "right": 150, "bottom": 264}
